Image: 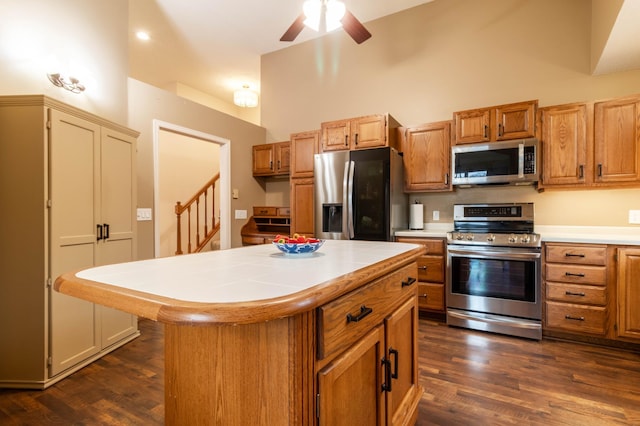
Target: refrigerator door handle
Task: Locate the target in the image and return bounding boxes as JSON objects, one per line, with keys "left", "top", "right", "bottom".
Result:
{"left": 346, "top": 160, "right": 355, "bottom": 239}
{"left": 342, "top": 161, "right": 350, "bottom": 239}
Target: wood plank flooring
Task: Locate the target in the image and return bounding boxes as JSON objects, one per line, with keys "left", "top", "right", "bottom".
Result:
{"left": 1, "top": 318, "right": 639, "bottom": 425}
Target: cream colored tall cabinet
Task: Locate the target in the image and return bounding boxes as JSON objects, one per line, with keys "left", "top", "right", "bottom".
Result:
{"left": 0, "top": 95, "right": 139, "bottom": 388}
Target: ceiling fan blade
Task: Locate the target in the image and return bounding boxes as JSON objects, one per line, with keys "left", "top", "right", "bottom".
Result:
{"left": 280, "top": 13, "right": 306, "bottom": 42}
{"left": 341, "top": 10, "right": 372, "bottom": 44}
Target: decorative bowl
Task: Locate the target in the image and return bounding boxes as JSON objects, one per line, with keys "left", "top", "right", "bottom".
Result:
{"left": 272, "top": 240, "right": 325, "bottom": 255}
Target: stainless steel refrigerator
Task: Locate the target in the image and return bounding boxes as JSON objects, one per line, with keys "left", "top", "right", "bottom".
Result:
{"left": 314, "top": 147, "right": 407, "bottom": 241}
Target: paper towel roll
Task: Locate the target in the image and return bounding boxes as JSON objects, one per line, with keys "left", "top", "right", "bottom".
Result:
{"left": 410, "top": 203, "right": 424, "bottom": 230}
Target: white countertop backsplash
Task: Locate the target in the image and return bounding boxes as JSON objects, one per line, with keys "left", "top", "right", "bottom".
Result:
{"left": 396, "top": 223, "right": 640, "bottom": 245}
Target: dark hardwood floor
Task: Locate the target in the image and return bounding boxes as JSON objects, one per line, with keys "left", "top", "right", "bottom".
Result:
{"left": 1, "top": 318, "right": 639, "bottom": 425}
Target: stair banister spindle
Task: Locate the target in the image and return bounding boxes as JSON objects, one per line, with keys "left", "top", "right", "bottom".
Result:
{"left": 175, "top": 173, "right": 221, "bottom": 254}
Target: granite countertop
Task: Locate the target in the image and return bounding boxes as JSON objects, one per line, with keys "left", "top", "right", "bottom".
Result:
{"left": 395, "top": 223, "right": 640, "bottom": 246}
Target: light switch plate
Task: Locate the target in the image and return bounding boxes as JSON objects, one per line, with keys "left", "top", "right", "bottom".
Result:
{"left": 136, "top": 208, "right": 152, "bottom": 221}
{"left": 629, "top": 210, "right": 640, "bottom": 224}
{"left": 433, "top": 210, "right": 440, "bottom": 221}
{"left": 235, "top": 209, "right": 247, "bottom": 220}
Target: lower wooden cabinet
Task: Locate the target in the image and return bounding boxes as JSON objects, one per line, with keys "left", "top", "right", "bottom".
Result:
{"left": 543, "top": 243, "right": 608, "bottom": 336}
{"left": 316, "top": 262, "right": 422, "bottom": 425}
{"left": 616, "top": 247, "right": 640, "bottom": 341}
{"left": 395, "top": 237, "right": 446, "bottom": 314}
{"left": 543, "top": 242, "right": 640, "bottom": 347}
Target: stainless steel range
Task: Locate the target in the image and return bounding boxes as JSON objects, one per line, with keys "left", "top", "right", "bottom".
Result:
{"left": 446, "top": 203, "right": 542, "bottom": 340}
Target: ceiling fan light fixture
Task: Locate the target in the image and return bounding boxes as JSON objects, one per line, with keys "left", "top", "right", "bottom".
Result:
{"left": 325, "top": 0, "right": 346, "bottom": 32}
{"left": 303, "top": 0, "right": 322, "bottom": 31}
{"left": 234, "top": 85, "right": 258, "bottom": 108}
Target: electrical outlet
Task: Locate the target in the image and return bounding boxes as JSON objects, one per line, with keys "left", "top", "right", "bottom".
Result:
{"left": 629, "top": 210, "right": 640, "bottom": 224}
{"left": 433, "top": 210, "right": 440, "bottom": 221}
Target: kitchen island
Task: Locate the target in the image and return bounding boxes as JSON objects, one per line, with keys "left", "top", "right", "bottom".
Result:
{"left": 54, "top": 240, "right": 425, "bottom": 425}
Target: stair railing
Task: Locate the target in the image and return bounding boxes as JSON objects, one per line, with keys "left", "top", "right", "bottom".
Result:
{"left": 175, "top": 173, "right": 220, "bottom": 254}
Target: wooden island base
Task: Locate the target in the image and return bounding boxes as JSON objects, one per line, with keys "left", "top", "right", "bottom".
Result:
{"left": 55, "top": 240, "right": 425, "bottom": 424}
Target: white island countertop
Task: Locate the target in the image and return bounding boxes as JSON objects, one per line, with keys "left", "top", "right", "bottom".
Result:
{"left": 55, "top": 240, "right": 425, "bottom": 325}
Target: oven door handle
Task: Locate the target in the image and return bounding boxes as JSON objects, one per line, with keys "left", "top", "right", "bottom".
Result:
{"left": 448, "top": 247, "right": 541, "bottom": 261}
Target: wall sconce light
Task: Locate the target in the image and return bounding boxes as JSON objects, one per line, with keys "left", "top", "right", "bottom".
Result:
{"left": 233, "top": 85, "right": 258, "bottom": 108}
{"left": 47, "top": 73, "right": 85, "bottom": 94}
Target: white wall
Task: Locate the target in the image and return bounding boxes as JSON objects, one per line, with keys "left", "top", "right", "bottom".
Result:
{"left": 0, "top": 0, "right": 129, "bottom": 124}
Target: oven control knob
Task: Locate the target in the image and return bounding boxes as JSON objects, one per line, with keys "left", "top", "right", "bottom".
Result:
{"left": 487, "top": 234, "right": 496, "bottom": 242}
{"left": 508, "top": 234, "right": 517, "bottom": 243}
{"left": 456, "top": 233, "right": 464, "bottom": 240}
{"left": 521, "top": 235, "right": 531, "bottom": 244}
{"left": 466, "top": 234, "right": 475, "bottom": 241}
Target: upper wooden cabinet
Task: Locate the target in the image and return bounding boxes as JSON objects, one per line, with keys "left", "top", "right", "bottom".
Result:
{"left": 321, "top": 113, "right": 400, "bottom": 152}
{"left": 454, "top": 100, "right": 537, "bottom": 144}
{"left": 538, "top": 102, "right": 590, "bottom": 188}
{"left": 538, "top": 94, "right": 640, "bottom": 190}
{"left": 399, "top": 121, "right": 452, "bottom": 192}
{"left": 594, "top": 95, "right": 640, "bottom": 185}
{"left": 252, "top": 141, "right": 290, "bottom": 177}
{"left": 290, "top": 130, "right": 319, "bottom": 178}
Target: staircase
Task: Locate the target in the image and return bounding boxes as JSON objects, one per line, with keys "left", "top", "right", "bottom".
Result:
{"left": 175, "top": 173, "right": 220, "bottom": 254}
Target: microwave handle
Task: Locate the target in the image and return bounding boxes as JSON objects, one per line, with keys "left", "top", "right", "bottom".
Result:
{"left": 518, "top": 143, "right": 524, "bottom": 178}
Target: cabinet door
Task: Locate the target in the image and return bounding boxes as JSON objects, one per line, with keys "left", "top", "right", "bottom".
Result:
{"left": 290, "top": 178, "right": 314, "bottom": 236}
{"left": 617, "top": 248, "right": 640, "bottom": 340}
{"left": 353, "top": 115, "right": 387, "bottom": 150}
{"left": 539, "top": 103, "right": 589, "bottom": 187}
{"left": 322, "top": 119, "right": 350, "bottom": 152}
{"left": 252, "top": 144, "right": 274, "bottom": 175}
{"left": 454, "top": 108, "right": 491, "bottom": 144}
{"left": 594, "top": 96, "right": 640, "bottom": 184}
{"left": 48, "top": 109, "right": 101, "bottom": 376}
{"left": 274, "top": 141, "right": 290, "bottom": 175}
{"left": 291, "top": 130, "right": 319, "bottom": 178}
{"left": 99, "top": 128, "right": 138, "bottom": 348}
{"left": 401, "top": 122, "right": 451, "bottom": 192}
{"left": 384, "top": 297, "right": 420, "bottom": 426}
{"left": 494, "top": 101, "right": 536, "bottom": 141}
{"left": 317, "top": 325, "right": 385, "bottom": 425}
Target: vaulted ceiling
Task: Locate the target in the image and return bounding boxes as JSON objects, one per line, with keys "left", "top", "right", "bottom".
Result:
{"left": 128, "top": 0, "right": 640, "bottom": 107}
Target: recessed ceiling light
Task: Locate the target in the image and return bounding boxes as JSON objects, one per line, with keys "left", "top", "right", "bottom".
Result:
{"left": 136, "top": 31, "right": 150, "bottom": 41}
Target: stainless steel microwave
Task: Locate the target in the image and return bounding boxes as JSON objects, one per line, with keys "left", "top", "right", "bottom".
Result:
{"left": 451, "top": 138, "right": 539, "bottom": 186}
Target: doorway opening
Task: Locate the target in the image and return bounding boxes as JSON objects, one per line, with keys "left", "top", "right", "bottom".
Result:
{"left": 152, "top": 120, "right": 230, "bottom": 258}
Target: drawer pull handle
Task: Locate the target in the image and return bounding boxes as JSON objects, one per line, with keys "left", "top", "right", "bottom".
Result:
{"left": 419, "top": 293, "right": 428, "bottom": 299}
{"left": 565, "top": 315, "right": 585, "bottom": 321}
{"left": 565, "top": 272, "right": 585, "bottom": 277}
{"left": 418, "top": 266, "right": 428, "bottom": 271}
{"left": 565, "top": 291, "right": 586, "bottom": 297}
{"left": 389, "top": 347, "right": 399, "bottom": 379}
{"left": 402, "top": 277, "right": 417, "bottom": 287}
{"left": 565, "top": 253, "right": 585, "bottom": 258}
{"left": 346, "top": 305, "right": 373, "bottom": 323}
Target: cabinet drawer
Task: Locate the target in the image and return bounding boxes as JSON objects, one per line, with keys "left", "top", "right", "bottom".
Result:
{"left": 545, "top": 263, "right": 606, "bottom": 285}
{"left": 545, "top": 301, "right": 606, "bottom": 335}
{"left": 317, "top": 263, "right": 417, "bottom": 360}
{"left": 253, "top": 206, "right": 278, "bottom": 216}
{"left": 546, "top": 282, "right": 606, "bottom": 305}
{"left": 417, "top": 256, "right": 444, "bottom": 283}
{"left": 417, "top": 282, "right": 444, "bottom": 311}
{"left": 396, "top": 237, "right": 444, "bottom": 255}
{"left": 545, "top": 245, "right": 606, "bottom": 265}
{"left": 277, "top": 207, "right": 291, "bottom": 216}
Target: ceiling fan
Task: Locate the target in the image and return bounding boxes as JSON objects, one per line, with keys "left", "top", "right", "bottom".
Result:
{"left": 280, "top": 0, "right": 372, "bottom": 44}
